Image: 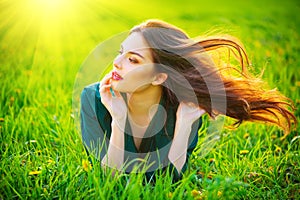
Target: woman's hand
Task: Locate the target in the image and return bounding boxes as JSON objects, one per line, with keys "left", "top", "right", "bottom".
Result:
{"left": 99, "top": 72, "right": 127, "bottom": 124}
{"left": 176, "top": 101, "right": 206, "bottom": 124}
{"left": 169, "top": 102, "right": 205, "bottom": 173}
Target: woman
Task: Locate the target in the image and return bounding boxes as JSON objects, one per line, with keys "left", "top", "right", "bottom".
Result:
{"left": 80, "top": 19, "right": 296, "bottom": 182}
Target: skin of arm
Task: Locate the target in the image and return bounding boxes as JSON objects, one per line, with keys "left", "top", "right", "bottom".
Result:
{"left": 99, "top": 72, "right": 128, "bottom": 170}
{"left": 101, "top": 120, "right": 125, "bottom": 169}
{"left": 168, "top": 102, "right": 206, "bottom": 173}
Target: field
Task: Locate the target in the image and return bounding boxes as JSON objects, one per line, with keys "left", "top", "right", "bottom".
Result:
{"left": 1, "top": 0, "right": 300, "bottom": 199}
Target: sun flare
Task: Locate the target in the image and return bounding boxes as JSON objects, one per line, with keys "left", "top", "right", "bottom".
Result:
{"left": 1, "top": 0, "right": 120, "bottom": 62}
{"left": 24, "top": 0, "right": 75, "bottom": 23}
{"left": 26, "top": 0, "right": 70, "bottom": 12}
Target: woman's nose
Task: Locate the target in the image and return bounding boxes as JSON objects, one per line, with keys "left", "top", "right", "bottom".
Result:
{"left": 113, "top": 56, "right": 122, "bottom": 69}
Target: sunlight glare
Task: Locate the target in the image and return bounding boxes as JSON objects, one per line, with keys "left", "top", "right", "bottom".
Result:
{"left": 24, "top": 0, "right": 76, "bottom": 26}
{"left": 22, "top": 0, "right": 78, "bottom": 48}
{"left": 27, "top": 0, "right": 69, "bottom": 14}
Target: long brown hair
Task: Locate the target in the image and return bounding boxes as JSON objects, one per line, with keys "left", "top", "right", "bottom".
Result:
{"left": 131, "top": 19, "right": 296, "bottom": 134}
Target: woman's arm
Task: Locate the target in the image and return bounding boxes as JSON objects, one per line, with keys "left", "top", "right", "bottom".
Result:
{"left": 168, "top": 102, "right": 205, "bottom": 173}
{"left": 99, "top": 72, "right": 128, "bottom": 170}
{"left": 81, "top": 85, "right": 126, "bottom": 170}
{"left": 101, "top": 120, "right": 125, "bottom": 169}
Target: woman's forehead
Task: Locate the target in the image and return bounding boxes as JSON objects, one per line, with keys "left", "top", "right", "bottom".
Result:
{"left": 121, "top": 32, "right": 151, "bottom": 53}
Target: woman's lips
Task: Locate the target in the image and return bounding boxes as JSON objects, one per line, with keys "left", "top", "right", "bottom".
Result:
{"left": 112, "top": 71, "right": 123, "bottom": 81}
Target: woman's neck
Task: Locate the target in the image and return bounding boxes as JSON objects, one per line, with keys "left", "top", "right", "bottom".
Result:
{"left": 127, "top": 85, "right": 162, "bottom": 117}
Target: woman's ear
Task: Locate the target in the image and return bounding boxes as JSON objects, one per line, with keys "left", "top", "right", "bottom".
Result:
{"left": 152, "top": 73, "right": 168, "bottom": 85}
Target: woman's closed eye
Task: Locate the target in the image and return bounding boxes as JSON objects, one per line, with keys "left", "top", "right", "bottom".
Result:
{"left": 118, "top": 48, "right": 140, "bottom": 64}
{"left": 128, "top": 57, "right": 138, "bottom": 64}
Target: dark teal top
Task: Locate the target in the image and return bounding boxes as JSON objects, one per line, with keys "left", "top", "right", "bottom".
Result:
{"left": 80, "top": 82, "right": 202, "bottom": 182}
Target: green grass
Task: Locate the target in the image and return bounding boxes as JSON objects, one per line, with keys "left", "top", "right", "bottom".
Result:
{"left": 1, "top": 0, "right": 300, "bottom": 199}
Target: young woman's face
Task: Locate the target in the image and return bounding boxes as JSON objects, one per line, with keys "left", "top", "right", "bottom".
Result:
{"left": 111, "top": 32, "right": 156, "bottom": 93}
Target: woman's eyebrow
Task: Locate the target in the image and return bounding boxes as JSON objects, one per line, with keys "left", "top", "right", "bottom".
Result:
{"left": 127, "top": 51, "right": 145, "bottom": 59}
{"left": 120, "top": 45, "right": 145, "bottom": 59}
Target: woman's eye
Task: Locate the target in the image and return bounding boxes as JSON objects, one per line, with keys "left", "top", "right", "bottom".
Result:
{"left": 129, "top": 57, "right": 138, "bottom": 63}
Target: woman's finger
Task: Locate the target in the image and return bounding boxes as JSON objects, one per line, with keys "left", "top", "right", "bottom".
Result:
{"left": 99, "top": 84, "right": 111, "bottom": 94}
{"left": 100, "top": 72, "right": 113, "bottom": 93}
{"left": 100, "top": 72, "right": 113, "bottom": 86}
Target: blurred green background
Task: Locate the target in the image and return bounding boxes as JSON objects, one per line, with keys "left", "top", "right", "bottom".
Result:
{"left": 1, "top": 0, "right": 299, "bottom": 199}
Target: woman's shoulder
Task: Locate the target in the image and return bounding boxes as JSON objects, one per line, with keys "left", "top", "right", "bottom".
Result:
{"left": 80, "top": 82, "right": 100, "bottom": 111}
{"left": 81, "top": 82, "right": 99, "bottom": 95}
{"left": 81, "top": 82, "right": 101, "bottom": 100}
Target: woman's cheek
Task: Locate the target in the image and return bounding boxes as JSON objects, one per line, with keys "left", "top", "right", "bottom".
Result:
{"left": 130, "top": 64, "right": 155, "bottom": 79}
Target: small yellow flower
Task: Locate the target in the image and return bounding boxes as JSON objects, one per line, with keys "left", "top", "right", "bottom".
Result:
{"left": 209, "top": 158, "right": 215, "bottom": 163}
{"left": 217, "top": 191, "right": 222, "bottom": 197}
{"left": 47, "top": 159, "right": 55, "bottom": 164}
{"left": 296, "top": 81, "right": 300, "bottom": 87}
{"left": 29, "top": 170, "right": 42, "bottom": 175}
{"left": 291, "top": 86, "right": 296, "bottom": 92}
{"left": 25, "top": 70, "right": 32, "bottom": 76}
{"left": 36, "top": 150, "right": 42, "bottom": 154}
{"left": 265, "top": 50, "right": 271, "bottom": 57}
{"left": 267, "top": 166, "right": 274, "bottom": 172}
{"left": 276, "top": 47, "right": 284, "bottom": 55}
{"left": 167, "top": 192, "right": 172, "bottom": 198}
{"left": 21, "top": 159, "right": 26, "bottom": 166}
{"left": 243, "top": 133, "right": 250, "bottom": 139}
{"left": 248, "top": 172, "right": 259, "bottom": 178}
{"left": 274, "top": 145, "right": 282, "bottom": 153}
{"left": 254, "top": 40, "right": 261, "bottom": 48}
{"left": 0, "top": 118, "right": 4, "bottom": 122}
{"left": 207, "top": 174, "right": 213, "bottom": 179}
{"left": 191, "top": 189, "right": 202, "bottom": 197}
{"left": 240, "top": 150, "right": 249, "bottom": 155}
{"left": 82, "top": 159, "right": 91, "bottom": 172}
{"left": 197, "top": 171, "right": 204, "bottom": 176}
{"left": 271, "top": 135, "right": 277, "bottom": 139}
{"left": 15, "top": 88, "right": 22, "bottom": 94}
